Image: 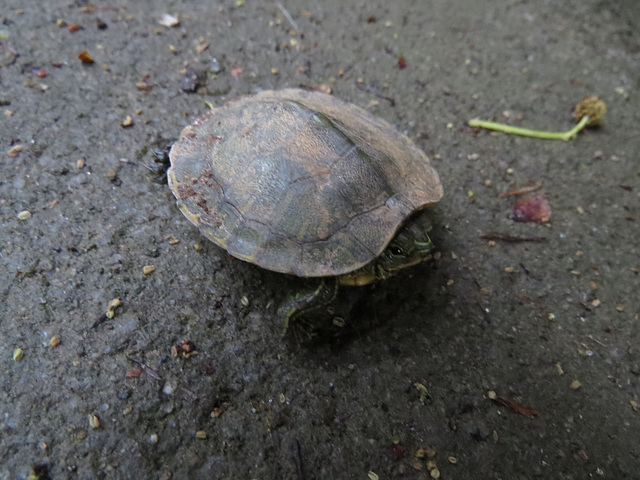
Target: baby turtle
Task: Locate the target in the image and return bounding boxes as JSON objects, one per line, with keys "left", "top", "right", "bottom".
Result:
{"left": 167, "top": 88, "right": 443, "bottom": 329}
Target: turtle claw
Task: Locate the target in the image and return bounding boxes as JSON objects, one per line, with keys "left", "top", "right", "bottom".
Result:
{"left": 279, "top": 279, "right": 339, "bottom": 342}
{"left": 279, "top": 279, "right": 339, "bottom": 319}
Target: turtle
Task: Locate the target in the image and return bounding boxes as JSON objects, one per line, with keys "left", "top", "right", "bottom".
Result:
{"left": 167, "top": 88, "right": 443, "bottom": 332}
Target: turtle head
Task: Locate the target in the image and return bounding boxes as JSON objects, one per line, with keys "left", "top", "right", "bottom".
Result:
{"left": 339, "top": 212, "right": 434, "bottom": 286}
{"left": 376, "top": 212, "right": 434, "bottom": 277}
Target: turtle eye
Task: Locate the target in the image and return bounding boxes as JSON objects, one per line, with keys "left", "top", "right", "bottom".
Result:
{"left": 388, "top": 246, "right": 403, "bottom": 257}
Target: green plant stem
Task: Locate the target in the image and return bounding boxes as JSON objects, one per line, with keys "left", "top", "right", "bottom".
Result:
{"left": 468, "top": 115, "right": 590, "bottom": 141}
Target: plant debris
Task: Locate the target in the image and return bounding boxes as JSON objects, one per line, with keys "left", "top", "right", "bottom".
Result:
{"left": 8, "top": 145, "right": 23, "bottom": 157}
{"left": 121, "top": 115, "right": 134, "bottom": 128}
{"left": 478, "top": 231, "right": 547, "bottom": 243}
{"left": 354, "top": 80, "right": 395, "bottom": 106}
{"left": 106, "top": 298, "right": 121, "bottom": 319}
{"left": 488, "top": 390, "right": 537, "bottom": 418}
{"left": 171, "top": 340, "right": 198, "bottom": 359}
{"left": 92, "top": 312, "right": 108, "bottom": 328}
{"left": 78, "top": 51, "right": 94, "bottom": 64}
{"left": 414, "top": 382, "right": 429, "bottom": 403}
{"left": 513, "top": 193, "right": 551, "bottom": 223}
{"left": 125, "top": 366, "right": 142, "bottom": 378}
{"left": 469, "top": 96, "right": 606, "bottom": 140}
{"left": 13, "top": 347, "right": 24, "bottom": 361}
{"left": 499, "top": 183, "right": 542, "bottom": 198}
{"left": 129, "top": 358, "right": 162, "bottom": 381}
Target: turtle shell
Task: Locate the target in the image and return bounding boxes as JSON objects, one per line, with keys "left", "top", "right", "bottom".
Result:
{"left": 167, "top": 88, "right": 443, "bottom": 277}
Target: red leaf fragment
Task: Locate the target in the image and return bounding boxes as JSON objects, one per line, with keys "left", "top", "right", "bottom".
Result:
{"left": 492, "top": 395, "right": 537, "bottom": 418}
{"left": 513, "top": 193, "right": 550, "bottom": 223}
{"left": 81, "top": 4, "right": 122, "bottom": 13}
{"left": 398, "top": 56, "right": 408, "bottom": 70}
{"left": 78, "top": 51, "right": 94, "bottom": 64}
{"left": 130, "top": 359, "right": 162, "bottom": 381}
{"left": 389, "top": 443, "right": 406, "bottom": 460}
{"left": 125, "top": 367, "right": 142, "bottom": 378}
{"left": 68, "top": 24, "right": 83, "bottom": 33}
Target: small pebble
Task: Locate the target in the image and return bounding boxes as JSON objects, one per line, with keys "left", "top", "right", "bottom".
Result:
{"left": 180, "top": 66, "right": 200, "bottom": 93}
{"left": 210, "top": 57, "right": 222, "bottom": 73}
{"left": 162, "top": 383, "right": 175, "bottom": 395}
{"left": 13, "top": 348, "right": 24, "bottom": 361}
{"left": 143, "top": 265, "right": 156, "bottom": 275}
{"left": 159, "top": 13, "right": 179, "bottom": 27}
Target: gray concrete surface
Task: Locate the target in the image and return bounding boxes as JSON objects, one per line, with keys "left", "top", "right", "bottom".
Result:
{"left": 1, "top": 0, "right": 639, "bottom": 478}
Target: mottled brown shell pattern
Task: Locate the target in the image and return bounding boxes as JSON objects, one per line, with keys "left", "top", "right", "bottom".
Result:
{"left": 167, "top": 88, "right": 443, "bottom": 277}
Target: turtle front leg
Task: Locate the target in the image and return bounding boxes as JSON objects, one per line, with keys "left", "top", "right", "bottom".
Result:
{"left": 278, "top": 278, "right": 339, "bottom": 338}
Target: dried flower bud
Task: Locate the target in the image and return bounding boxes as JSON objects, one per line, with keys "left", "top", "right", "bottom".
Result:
{"left": 573, "top": 96, "right": 606, "bottom": 126}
